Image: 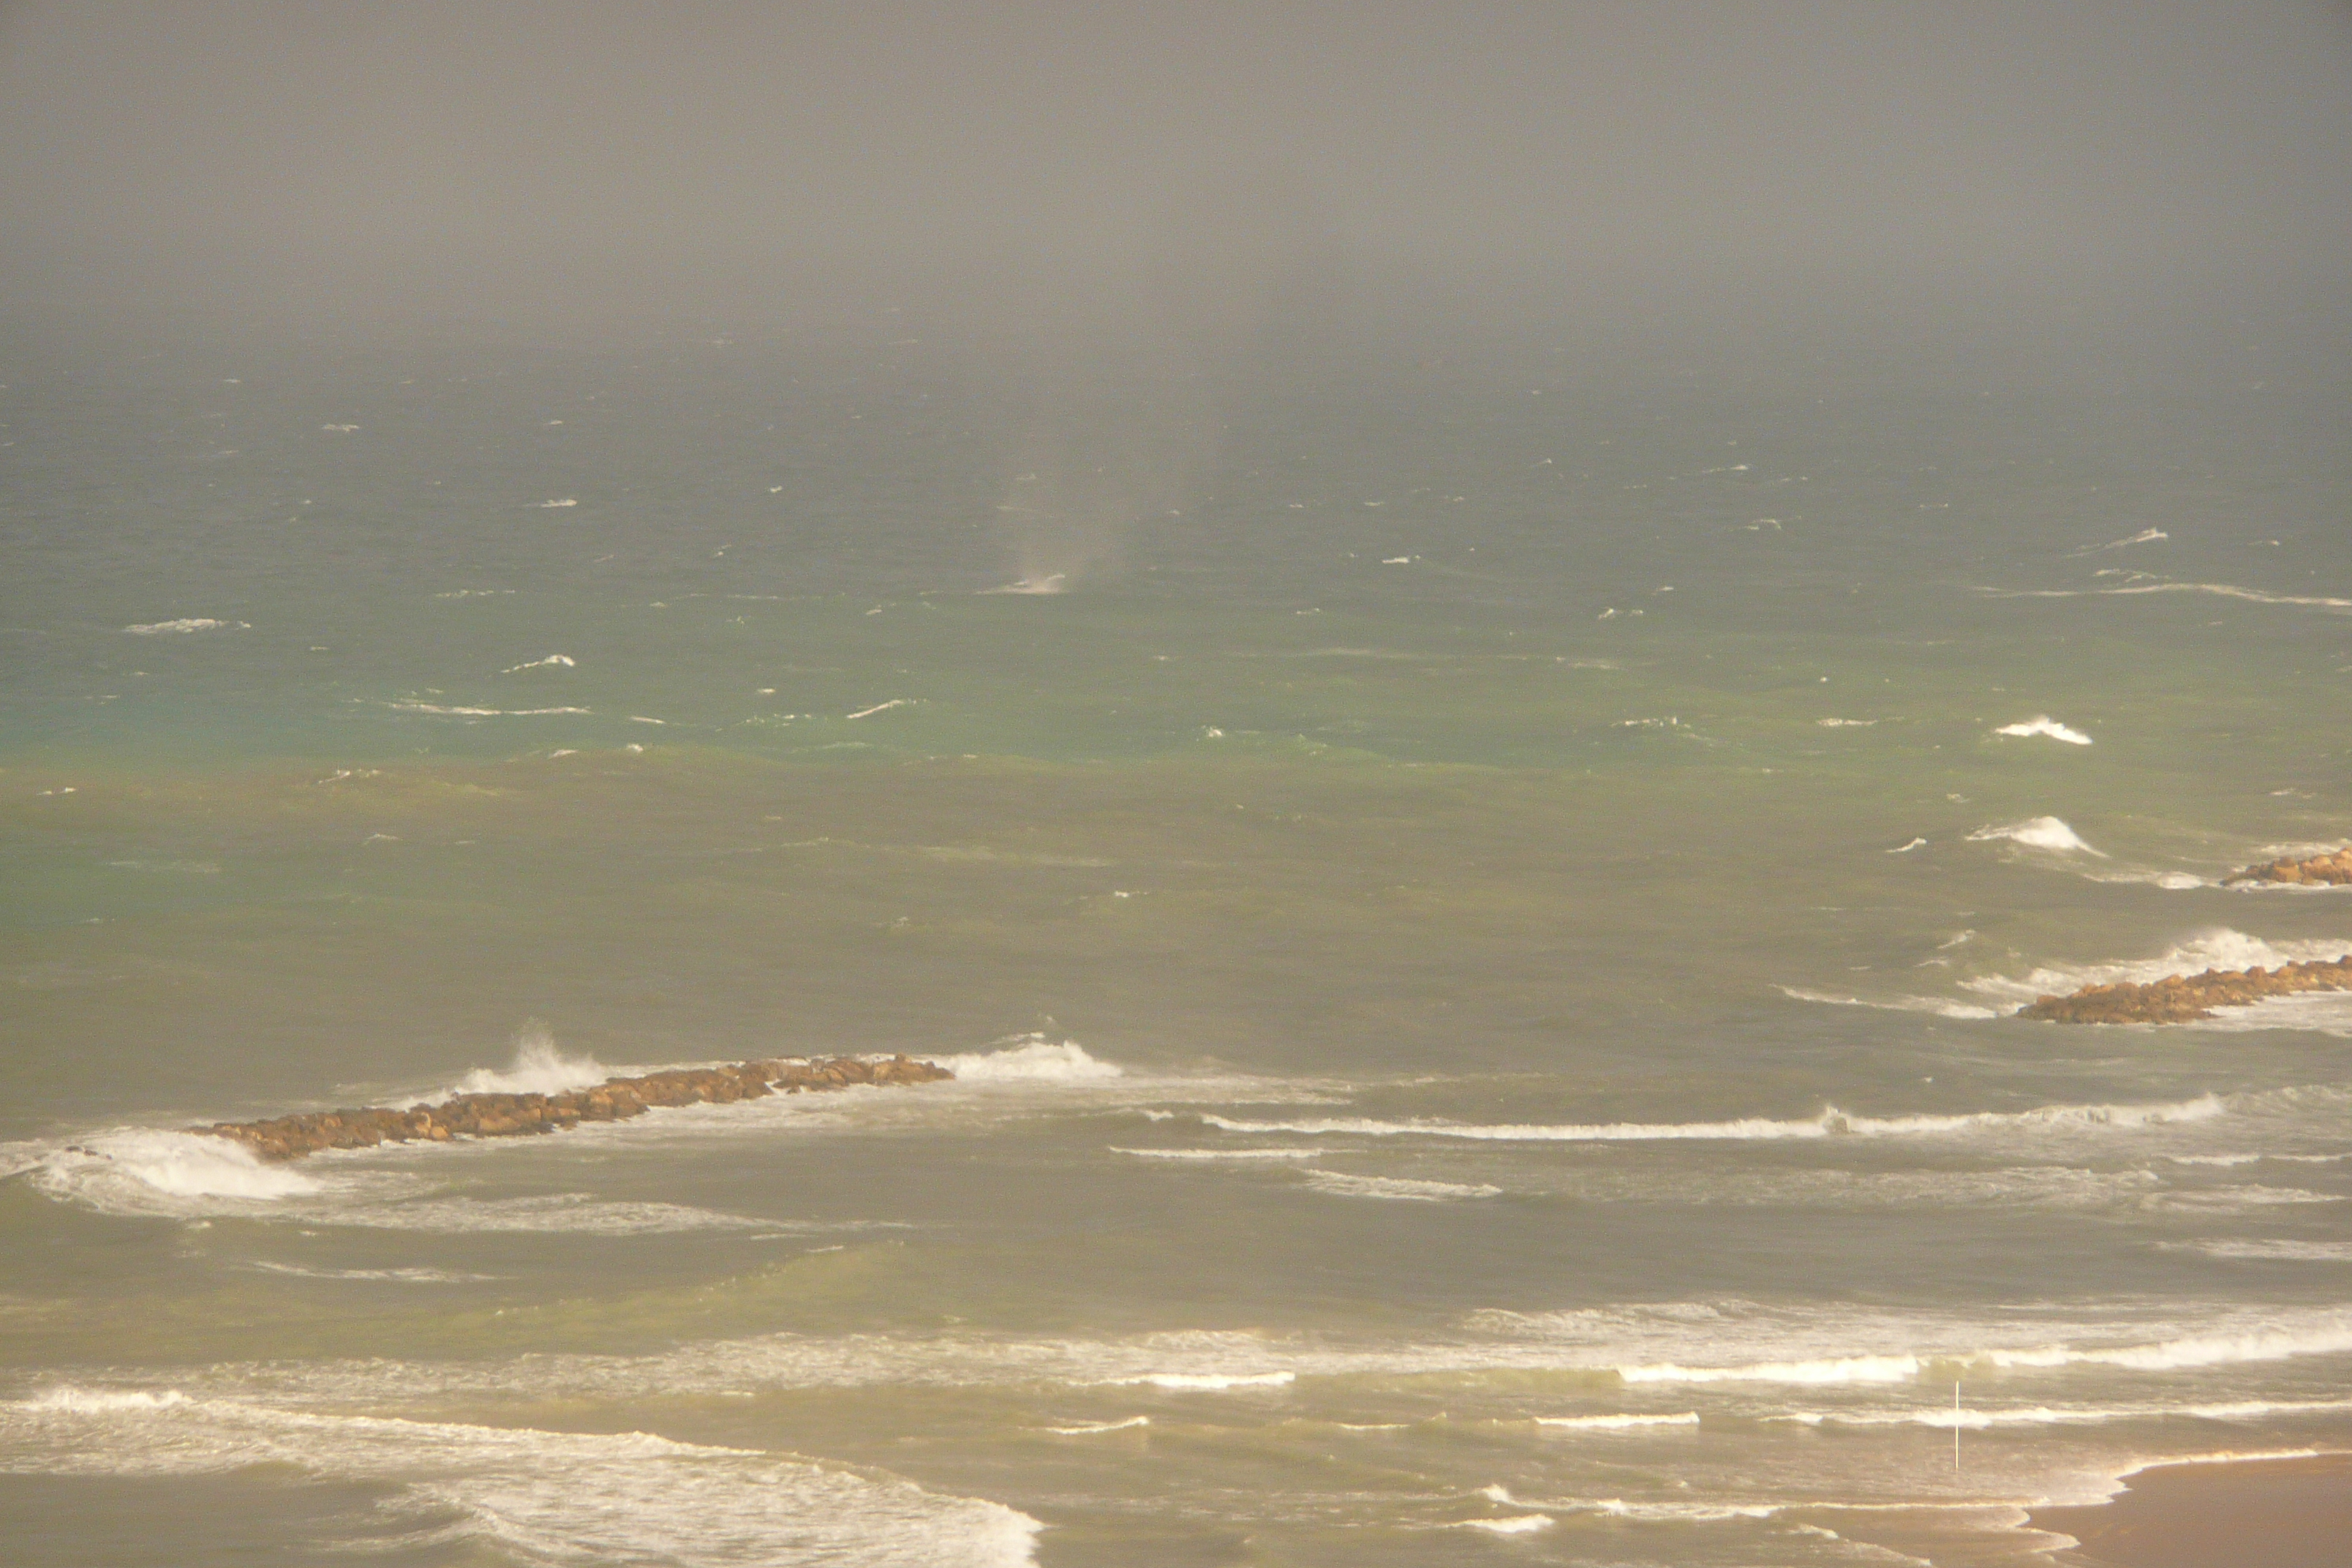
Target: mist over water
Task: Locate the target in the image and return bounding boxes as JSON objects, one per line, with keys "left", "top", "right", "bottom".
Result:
{"left": 5, "top": 4, "right": 2352, "bottom": 1565}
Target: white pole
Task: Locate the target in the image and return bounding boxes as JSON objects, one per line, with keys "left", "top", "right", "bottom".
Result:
{"left": 1954, "top": 1381, "right": 1961, "bottom": 1473}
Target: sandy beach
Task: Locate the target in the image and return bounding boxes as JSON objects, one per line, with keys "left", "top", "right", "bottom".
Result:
{"left": 2029, "top": 1453, "right": 2352, "bottom": 1568}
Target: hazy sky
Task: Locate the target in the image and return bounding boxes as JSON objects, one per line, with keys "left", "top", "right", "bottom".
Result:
{"left": 2, "top": 1, "right": 2348, "bottom": 325}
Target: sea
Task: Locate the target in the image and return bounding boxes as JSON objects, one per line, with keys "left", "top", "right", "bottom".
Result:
{"left": 1, "top": 304, "right": 2347, "bottom": 1565}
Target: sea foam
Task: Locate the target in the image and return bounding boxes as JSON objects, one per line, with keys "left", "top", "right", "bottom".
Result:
{"left": 1968, "top": 930, "right": 2352, "bottom": 1014}
{"left": 30, "top": 1131, "right": 322, "bottom": 1209}
{"left": 1303, "top": 1171, "right": 1501, "bottom": 1202}
{"left": 450, "top": 1027, "right": 610, "bottom": 1096}
{"left": 1968, "top": 816, "right": 2102, "bottom": 853}
{"left": 1198, "top": 1091, "right": 2228, "bottom": 1145}
{"left": 1, "top": 1392, "right": 1041, "bottom": 1568}
{"left": 938, "top": 1038, "right": 1123, "bottom": 1082}
{"left": 1777, "top": 987, "right": 1998, "bottom": 1020}
{"left": 1533, "top": 1411, "right": 1700, "bottom": 1431}
{"left": 124, "top": 618, "right": 246, "bottom": 635}
{"left": 1994, "top": 716, "right": 2093, "bottom": 745}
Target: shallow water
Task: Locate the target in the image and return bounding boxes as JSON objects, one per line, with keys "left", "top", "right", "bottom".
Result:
{"left": 3, "top": 320, "right": 2348, "bottom": 1564}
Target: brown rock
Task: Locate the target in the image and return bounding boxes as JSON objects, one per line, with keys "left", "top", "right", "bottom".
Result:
{"left": 2021, "top": 953, "right": 2352, "bottom": 1024}
{"left": 2225, "top": 846, "right": 2352, "bottom": 886}
{"left": 193, "top": 1052, "right": 955, "bottom": 1159}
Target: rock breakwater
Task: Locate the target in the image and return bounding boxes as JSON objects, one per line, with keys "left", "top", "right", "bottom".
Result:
{"left": 198, "top": 1055, "right": 954, "bottom": 1161}
{"left": 2226, "top": 847, "right": 2352, "bottom": 886}
{"left": 2019, "top": 954, "right": 2352, "bottom": 1024}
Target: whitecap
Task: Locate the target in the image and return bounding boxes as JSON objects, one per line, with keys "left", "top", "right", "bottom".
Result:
{"left": 1594, "top": 1313, "right": 2352, "bottom": 1387}
{"left": 937, "top": 1038, "right": 1123, "bottom": 1083}
{"left": 1044, "top": 1416, "right": 1150, "bottom": 1434}
{"left": 1782, "top": 1398, "right": 2352, "bottom": 1431}
{"left": 1110, "top": 1146, "right": 1321, "bottom": 1161}
{"left": 1616, "top": 1354, "right": 1923, "bottom": 1387}
{"left": 1303, "top": 1171, "right": 1501, "bottom": 1202}
{"left": 29, "top": 1131, "right": 322, "bottom": 1210}
{"left": 1111, "top": 1371, "right": 1294, "bottom": 1391}
{"left": 1985, "top": 581, "right": 2352, "bottom": 611}
{"left": 449, "top": 1026, "right": 609, "bottom": 1096}
{"left": 1198, "top": 1090, "right": 2227, "bottom": 1145}
{"left": 2070, "top": 528, "right": 2168, "bottom": 555}
{"left": 2150, "top": 1185, "right": 2345, "bottom": 1212}
{"left": 1968, "top": 930, "right": 2352, "bottom": 1014}
{"left": 249, "top": 1263, "right": 500, "bottom": 1284}
{"left": 1980, "top": 1320, "right": 2352, "bottom": 1373}
{"left": 500, "top": 655, "right": 576, "bottom": 674}
{"left": 20, "top": 1389, "right": 193, "bottom": 1413}
{"left": 1532, "top": 1411, "right": 1700, "bottom": 1431}
{"left": 2082, "top": 867, "right": 2210, "bottom": 889}
{"left": 1967, "top": 815, "right": 2102, "bottom": 854}
{"left": 1777, "top": 987, "right": 1997, "bottom": 1020}
{"left": 1994, "top": 715, "right": 2093, "bottom": 745}
{"left": 2169, "top": 1240, "right": 2352, "bottom": 1262}
{"left": 1452, "top": 1514, "right": 1553, "bottom": 1534}
{"left": 385, "top": 701, "right": 592, "bottom": 717}
{"left": 124, "top": 619, "right": 247, "bottom": 636}
{"left": 0, "top": 1392, "right": 1041, "bottom": 1567}
{"left": 347, "top": 1196, "right": 787, "bottom": 1236}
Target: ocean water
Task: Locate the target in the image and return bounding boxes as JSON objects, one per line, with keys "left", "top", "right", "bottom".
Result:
{"left": 2, "top": 317, "right": 2348, "bottom": 1565}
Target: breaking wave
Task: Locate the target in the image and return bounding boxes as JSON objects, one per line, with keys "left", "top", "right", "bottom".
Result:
{"left": 1044, "top": 1415, "right": 1150, "bottom": 1434}
{"left": 1452, "top": 1513, "right": 1553, "bottom": 1534}
{"left": 1994, "top": 716, "right": 2093, "bottom": 745}
{"left": 385, "top": 701, "right": 593, "bottom": 717}
{"left": 1110, "top": 1146, "right": 1322, "bottom": 1161}
{"left": 1983, "top": 581, "right": 2352, "bottom": 611}
{"left": 1302, "top": 1171, "right": 1501, "bottom": 1202}
{"left": 1777, "top": 987, "right": 1999, "bottom": 1020}
{"left": 26, "top": 1131, "right": 323, "bottom": 1209}
{"left": 1782, "top": 1397, "right": 2352, "bottom": 1431}
{"left": 124, "top": 618, "right": 248, "bottom": 635}
{"left": 0, "top": 1391, "right": 1040, "bottom": 1568}
{"left": 450, "top": 1026, "right": 611, "bottom": 1096}
{"left": 937, "top": 1037, "right": 1123, "bottom": 1082}
{"left": 1967, "top": 930, "right": 2352, "bottom": 1014}
{"left": 1968, "top": 816, "right": 2102, "bottom": 854}
{"left": 1198, "top": 1092, "right": 2229, "bottom": 1145}
{"left": 2170, "top": 1240, "right": 2352, "bottom": 1262}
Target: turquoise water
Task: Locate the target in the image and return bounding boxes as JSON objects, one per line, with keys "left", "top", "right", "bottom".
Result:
{"left": 2, "top": 317, "right": 2348, "bottom": 1564}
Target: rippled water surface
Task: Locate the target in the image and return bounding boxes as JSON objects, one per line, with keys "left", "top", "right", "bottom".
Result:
{"left": 3, "top": 321, "right": 2348, "bottom": 1564}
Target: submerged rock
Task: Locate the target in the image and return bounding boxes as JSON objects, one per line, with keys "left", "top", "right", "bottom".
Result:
{"left": 197, "top": 1054, "right": 954, "bottom": 1161}
{"left": 2019, "top": 954, "right": 2352, "bottom": 1024}
{"left": 2225, "top": 847, "right": 2352, "bottom": 886}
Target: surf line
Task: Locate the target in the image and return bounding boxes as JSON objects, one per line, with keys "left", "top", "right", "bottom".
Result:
{"left": 197, "top": 1056, "right": 954, "bottom": 1161}
{"left": 2019, "top": 954, "right": 2352, "bottom": 1025}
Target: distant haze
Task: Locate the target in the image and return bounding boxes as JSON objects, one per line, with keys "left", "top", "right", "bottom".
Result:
{"left": 3, "top": 1, "right": 2349, "bottom": 331}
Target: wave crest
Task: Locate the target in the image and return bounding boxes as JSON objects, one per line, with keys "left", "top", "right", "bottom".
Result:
{"left": 451, "top": 1025, "right": 609, "bottom": 1096}
{"left": 939, "top": 1037, "right": 1123, "bottom": 1082}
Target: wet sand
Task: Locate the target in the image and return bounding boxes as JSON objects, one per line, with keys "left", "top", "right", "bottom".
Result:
{"left": 2029, "top": 1453, "right": 2352, "bottom": 1568}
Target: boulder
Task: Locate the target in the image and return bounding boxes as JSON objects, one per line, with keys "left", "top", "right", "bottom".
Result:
{"left": 195, "top": 1052, "right": 955, "bottom": 1160}
{"left": 2021, "top": 952, "right": 2352, "bottom": 1023}
{"left": 2225, "top": 847, "right": 2352, "bottom": 886}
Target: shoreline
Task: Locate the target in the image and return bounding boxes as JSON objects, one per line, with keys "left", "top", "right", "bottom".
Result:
{"left": 2027, "top": 1452, "right": 2352, "bottom": 1567}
